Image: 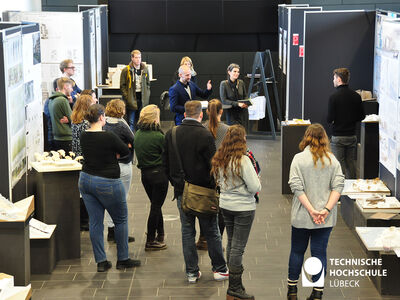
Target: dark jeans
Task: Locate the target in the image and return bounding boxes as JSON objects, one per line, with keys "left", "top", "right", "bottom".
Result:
{"left": 78, "top": 172, "right": 129, "bottom": 262}
{"left": 176, "top": 196, "right": 226, "bottom": 276}
{"left": 226, "top": 107, "right": 249, "bottom": 128}
{"left": 222, "top": 208, "right": 255, "bottom": 268}
{"left": 127, "top": 92, "right": 142, "bottom": 132}
{"left": 141, "top": 166, "right": 169, "bottom": 241}
{"left": 288, "top": 226, "right": 333, "bottom": 283}
{"left": 199, "top": 210, "right": 225, "bottom": 238}
{"left": 330, "top": 135, "right": 357, "bottom": 179}
{"left": 53, "top": 140, "right": 72, "bottom": 152}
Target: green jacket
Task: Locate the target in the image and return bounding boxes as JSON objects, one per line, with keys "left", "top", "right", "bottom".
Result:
{"left": 134, "top": 128, "right": 164, "bottom": 169}
{"left": 120, "top": 62, "right": 151, "bottom": 110}
{"left": 48, "top": 92, "right": 72, "bottom": 141}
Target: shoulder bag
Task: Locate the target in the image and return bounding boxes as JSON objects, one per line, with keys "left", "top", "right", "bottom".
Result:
{"left": 172, "top": 126, "right": 219, "bottom": 215}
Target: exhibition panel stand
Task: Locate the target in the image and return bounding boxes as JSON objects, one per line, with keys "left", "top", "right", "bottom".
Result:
{"left": 0, "top": 196, "right": 34, "bottom": 286}
{"left": 31, "top": 162, "right": 81, "bottom": 260}
{"left": 281, "top": 122, "right": 309, "bottom": 194}
{"left": 285, "top": 6, "right": 321, "bottom": 120}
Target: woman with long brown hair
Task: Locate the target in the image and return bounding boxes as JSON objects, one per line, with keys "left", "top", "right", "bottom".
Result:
{"left": 211, "top": 125, "right": 261, "bottom": 300}
{"left": 287, "top": 124, "right": 344, "bottom": 300}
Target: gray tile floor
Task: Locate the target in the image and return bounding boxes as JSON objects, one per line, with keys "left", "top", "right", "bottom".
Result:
{"left": 31, "top": 138, "right": 400, "bottom": 300}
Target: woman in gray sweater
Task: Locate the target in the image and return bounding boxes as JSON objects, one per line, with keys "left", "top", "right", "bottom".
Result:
{"left": 287, "top": 124, "right": 344, "bottom": 300}
{"left": 212, "top": 125, "right": 261, "bottom": 300}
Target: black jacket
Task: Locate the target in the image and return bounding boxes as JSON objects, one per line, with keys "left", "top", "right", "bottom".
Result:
{"left": 163, "top": 119, "right": 216, "bottom": 197}
{"left": 327, "top": 85, "right": 365, "bottom": 136}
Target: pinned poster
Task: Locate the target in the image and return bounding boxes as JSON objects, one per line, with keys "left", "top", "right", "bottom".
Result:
{"left": 293, "top": 33, "right": 299, "bottom": 46}
{"left": 299, "top": 45, "right": 304, "bottom": 57}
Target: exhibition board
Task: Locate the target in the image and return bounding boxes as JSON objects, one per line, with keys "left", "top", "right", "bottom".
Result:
{"left": 373, "top": 10, "right": 400, "bottom": 200}
{"left": 284, "top": 6, "right": 321, "bottom": 120}
{"left": 359, "top": 121, "right": 379, "bottom": 179}
{"left": 0, "top": 22, "right": 42, "bottom": 202}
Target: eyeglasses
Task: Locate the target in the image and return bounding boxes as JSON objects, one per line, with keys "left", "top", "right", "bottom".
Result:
{"left": 66, "top": 66, "right": 75, "bottom": 69}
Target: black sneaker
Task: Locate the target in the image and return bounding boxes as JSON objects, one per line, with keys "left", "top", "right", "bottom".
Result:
{"left": 97, "top": 260, "right": 112, "bottom": 272}
{"left": 116, "top": 258, "right": 141, "bottom": 269}
{"left": 145, "top": 241, "right": 167, "bottom": 251}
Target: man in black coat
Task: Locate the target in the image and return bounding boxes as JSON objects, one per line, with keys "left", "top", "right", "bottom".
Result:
{"left": 327, "top": 67, "right": 365, "bottom": 178}
{"left": 163, "top": 100, "right": 228, "bottom": 284}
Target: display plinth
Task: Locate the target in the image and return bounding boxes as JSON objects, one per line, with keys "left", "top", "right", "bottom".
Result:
{"left": 30, "top": 223, "right": 57, "bottom": 274}
{"left": 281, "top": 123, "right": 309, "bottom": 194}
{"left": 341, "top": 195, "right": 400, "bottom": 231}
{"left": 0, "top": 196, "right": 34, "bottom": 286}
{"left": 31, "top": 163, "right": 81, "bottom": 260}
{"left": 359, "top": 121, "right": 379, "bottom": 179}
{"left": 355, "top": 227, "right": 400, "bottom": 295}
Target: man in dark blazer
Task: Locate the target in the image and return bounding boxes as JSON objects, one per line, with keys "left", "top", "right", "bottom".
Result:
{"left": 163, "top": 101, "right": 228, "bottom": 284}
{"left": 169, "top": 65, "right": 212, "bottom": 125}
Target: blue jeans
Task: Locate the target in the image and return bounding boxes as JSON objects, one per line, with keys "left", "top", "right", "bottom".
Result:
{"left": 176, "top": 196, "right": 227, "bottom": 276}
{"left": 288, "top": 226, "right": 332, "bottom": 283}
{"left": 105, "top": 162, "right": 132, "bottom": 227}
{"left": 127, "top": 93, "right": 142, "bottom": 131}
{"left": 330, "top": 135, "right": 357, "bottom": 179}
{"left": 79, "top": 172, "right": 129, "bottom": 263}
{"left": 221, "top": 209, "right": 255, "bottom": 268}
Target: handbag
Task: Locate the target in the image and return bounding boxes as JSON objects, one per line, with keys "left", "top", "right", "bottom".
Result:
{"left": 172, "top": 126, "right": 219, "bottom": 215}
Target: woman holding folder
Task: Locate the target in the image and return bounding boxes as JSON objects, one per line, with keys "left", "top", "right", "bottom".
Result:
{"left": 219, "top": 63, "right": 248, "bottom": 126}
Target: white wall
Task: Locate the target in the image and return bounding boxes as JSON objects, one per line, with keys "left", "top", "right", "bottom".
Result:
{"left": 0, "top": 0, "right": 41, "bottom": 16}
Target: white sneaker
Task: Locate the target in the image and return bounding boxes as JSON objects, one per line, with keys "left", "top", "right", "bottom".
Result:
{"left": 188, "top": 271, "right": 201, "bottom": 284}
{"left": 213, "top": 270, "right": 229, "bottom": 281}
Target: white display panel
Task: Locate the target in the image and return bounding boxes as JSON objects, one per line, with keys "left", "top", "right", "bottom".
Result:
{"left": 8, "top": 11, "right": 84, "bottom": 97}
{"left": 3, "top": 32, "right": 26, "bottom": 188}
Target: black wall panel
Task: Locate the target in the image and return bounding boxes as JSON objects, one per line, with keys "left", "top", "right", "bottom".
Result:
{"left": 109, "top": 0, "right": 283, "bottom": 34}
{"left": 302, "top": 11, "right": 375, "bottom": 133}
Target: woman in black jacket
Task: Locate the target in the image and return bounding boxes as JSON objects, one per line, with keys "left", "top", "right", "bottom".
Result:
{"left": 219, "top": 63, "right": 248, "bottom": 126}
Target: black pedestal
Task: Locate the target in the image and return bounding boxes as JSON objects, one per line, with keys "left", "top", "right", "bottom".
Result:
{"left": 30, "top": 230, "right": 56, "bottom": 274}
{"left": 32, "top": 170, "right": 81, "bottom": 260}
{"left": 281, "top": 124, "right": 309, "bottom": 194}
{"left": 0, "top": 219, "right": 31, "bottom": 286}
{"left": 341, "top": 195, "right": 400, "bottom": 230}
{"left": 359, "top": 122, "right": 379, "bottom": 179}
{"left": 367, "top": 252, "right": 400, "bottom": 295}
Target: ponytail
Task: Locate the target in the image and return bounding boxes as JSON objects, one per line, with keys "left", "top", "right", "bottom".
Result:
{"left": 207, "top": 99, "right": 223, "bottom": 139}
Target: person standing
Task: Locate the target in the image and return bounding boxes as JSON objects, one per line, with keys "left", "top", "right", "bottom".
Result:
{"left": 120, "top": 50, "right": 151, "bottom": 131}
{"left": 196, "top": 99, "right": 230, "bottom": 250}
{"left": 169, "top": 65, "right": 212, "bottom": 125}
{"left": 211, "top": 125, "right": 261, "bottom": 300}
{"left": 48, "top": 77, "right": 73, "bottom": 152}
{"left": 327, "top": 67, "right": 365, "bottom": 178}
{"left": 79, "top": 104, "right": 141, "bottom": 272}
{"left": 103, "top": 99, "right": 136, "bottom": 244}
{"left": 135, "top": 104, "right": 169, "bottom": 251}
{"left": 287, "top": 124, "right": 344, "bottom": 300}
{"left": 53, "top": 59, "right": 82, "bottom": 108}
{"left": 163, "top": 100, "right": 228, "bottom": 283}
{"left": 220, "top": 63, "right": 248, "bottom": 126}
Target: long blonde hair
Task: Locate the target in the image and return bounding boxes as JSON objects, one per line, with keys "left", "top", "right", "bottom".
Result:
{"left": 211, "top": 125, "right": 247, "bottom": 184}
{"left": 299, "top": 123, "right": 332, "bottom": 167}
{"left": 71, "top": 95, "right": 93, "bottom": 124}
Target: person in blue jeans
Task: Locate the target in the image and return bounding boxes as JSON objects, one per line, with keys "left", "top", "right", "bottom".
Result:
{"left": 163, "top": 100, "right": 228, "bottom": 284}
{"left": 288, "top": 124, "right": 344, "bottom": 300}
{"left": 211, "top": 125, "right": 261, "bottom": 300}
{"left": 79, "top": 104, "right": 141, "bottom": 272}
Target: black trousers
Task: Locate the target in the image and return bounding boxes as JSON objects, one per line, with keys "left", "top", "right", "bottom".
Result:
{"left": 141, "top": 166, "right": 169, "bottom": 241}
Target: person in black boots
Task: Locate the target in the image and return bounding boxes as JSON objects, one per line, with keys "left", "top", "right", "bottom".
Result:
{"left": 211, "top": 125, "right": 261, "bottom": 300}
{"left": 287, "top": 124, "right": 344, "bottom": 299}
{"left": 79, "top": 104, "right": 141, "bottom": 272}
{"left": 135, "top": 104, "right": 169, "bottom": 251}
